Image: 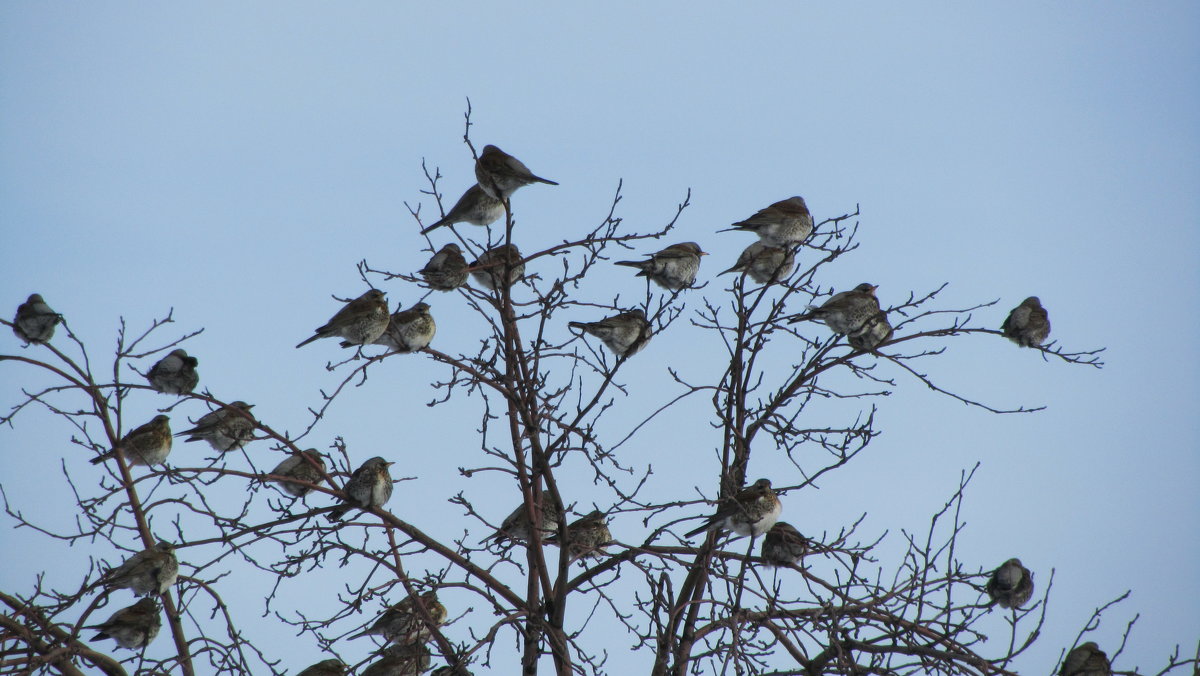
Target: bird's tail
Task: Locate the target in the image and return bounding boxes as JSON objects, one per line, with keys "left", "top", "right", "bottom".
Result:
{"left": 420, "top": 219, "right": 450, "bottom": 235}
{"left": 684, "top": 523, "right": 711, "bottom": 538}
{"left": 295, "top": 334, "right": 320, "bottom": 349}
{"left": 613, "top": 260, "right": 646, "bottom": 269}
{"left": 326, "top": 505, "right": 350, "bottom": 522}
{"left": 90, "top": 450, "right": 116, "bottom": 465}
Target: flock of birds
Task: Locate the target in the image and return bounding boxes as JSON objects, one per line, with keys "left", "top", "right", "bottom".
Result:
{"left": 6, "top": 145, "right": 1094, "bottom": 675}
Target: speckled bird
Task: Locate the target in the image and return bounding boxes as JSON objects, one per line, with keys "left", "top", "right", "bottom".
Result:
{"left": 296, "top": 658, "right": 346, "bottom": 676}
{"left": 493, "top": 498, "right": 562, "bottom": 543}
{"left": 615, "top": 242, "right": 707, "bottom": 290}
{"left": 296, "top": 289, "right": 389, "bottom": 349}
{"left": 145, "top": 349, "right": 199, "bottom": 395}
{"left": 721, "top": 241, "right": 796, "bottom": 284}
{"left": 349, "top": 590, "right": 446, "bottom": 644}
{"left": 327, "top": 456, "right": 394, "bottom": 521}
{"left": 421, "top": 184, "right": 505, "bottom": 234}
{"left": 986, "top": 558, "right": 1034, "bottom": 609}
{"left": 420, "top": 243, "right": 470, "bottom": 292}
{"left": 760, "top": 521, "right": 808, "bottom": 567}
{"left": 88, "top": 598, "right": 160, "bottom": 650}
{"left": 847, "top": 311, "right": 893, "bottom": 352}
{"left": 728, "top": 196, "right": 813, "bottom": 247}
{"left": 547, "top": 510, "right": 612, "bottom": 563}
{"left": 568, "top": 309, "right": 651, "bottom": 358}
{"left": 470, "top": 244, "right": 525, "bottom": 291}
{"left": 270, "top": 450, "right": 327, "bottom": 498}
{"left": 685, "top": 478, "right": 782, "bottom": 538}
{"left": 474, "top": 144, "right": 558, "bottom": 200}
{"left": 90, "top": 415, "right": 172, "bottom": 467}
{"left": 101, "top": 542, "right": 179, "bottom": 596}
{"left": 1001, "top": 296, "right": 1051, "bottom": 348}
{"left": 373, "top": 303, "right": 435, "bottom": 353}
{"left": 788, "top": 283, "right": 880, "bottom": 335}
{"left": 177, "top": 401, "right": 255, "bottom": 452}
{"left": 12, "top": 293, "right": 61, "bottom": 344}
{"left": 361, "top": 643, "right": 432, "bottom": 676}
{"left": 1060, "top": 642, "right": 1112, "bottom": 676}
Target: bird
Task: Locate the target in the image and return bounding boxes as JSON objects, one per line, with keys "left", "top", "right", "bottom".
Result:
{"left": 419, "top": 243, "right": 470, "bottom": 292}
{"left": 614, "top": 242, "right": 707, "bottom": 290}
{"left": 492, "top": 498, "right": 562, "bottom": 543}
{"left": 986, "top": 558, "right": 1034, "bottom": 609}
{"left": 788, "top": 283, "right": 880, "bottom": 335}
{"left": 296, "top": 289, "right": 390, "bottom": 349}
{"left": 90, "top": 415, "right": 172, "bottom": 467}
{"left": 100, "top": 542, "right": 179, "bottom": 596}
{"left": 145, "top": 349, "right": 199, "bottom": 395}
{"left": 361, "top": 643, "right": 432, "bottom": 676}
{"left": 474, "top": 144, "right": 558, "bottom": 200}
{"left": 349, "top": 590, "right": 446, "bottom": 644}
{"left": 728, "top": 196, "right": 813, "bottom": 247}
{"left": 1001, "top": 296, "right": 1051, "bottom": 348}
{"left": 568, "top": 309, "right": 651, "bottom": 358}
{"left": 88, "top": 598, "right": 161, "bottom": 650}
{"left": 685, "top": 478, "right": 782, "bottom": 538}
{"left": 469, "top": 244, "right": 525, "bottom": 291}
{"left": 327, "top": 456, "right": 394, "bottom": 521}
{"left": 420, "top": 184, "right": 505, "bottom": 234}
{"left": 12, "top": 293, "right": 61, "bottom": 345}
{"left": 431, "top": 666, "right": 473, "bottom": 676}
{"left": 372, "top": 302, "right": 435, "bottom": 353}
{"left": 296, "top": 659, "right": 347, "bottom": 676}
{"left": 1060, "top": 642, "right": 1112, "bottom": 676}
{"left": 546, "top": 511, "right": 612, "bottom": 563}
{"left": 847, "top": 311, "right": 893, "bottom": 352}
{"left": 720, "top": 241, "right": 796, "bottom": 284}
{"left": 269, "top": 450, "right": 327, "bottom": 498}
{"left": 760, "top": 521, "right": 808, "bottom": 567}
{"left": 176, "top": 401, "right": 255, "bottom": 452}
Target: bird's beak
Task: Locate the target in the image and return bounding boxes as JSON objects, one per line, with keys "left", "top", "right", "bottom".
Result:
{"left": 386, "top": 462, "right": 396, "bottom": 467}
{"left": 700, "top": 251, "right": 709, "bottom": 256}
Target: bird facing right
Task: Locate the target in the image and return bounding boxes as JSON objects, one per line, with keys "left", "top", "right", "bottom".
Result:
{"left": 685, "top": 478, "right": 782, "bottom": 539}
{"left": 270, "top": 450, "right": 327, "bottom": 498}
{"left": 349, "top": 590, "right": 446, "bottom": 644}
{"left": 420, "top": 184, "right": 505, "bottom": 234}
{"left": 327, "top": 456, "right": 394, "bottom": 521}
{"left": 568, "top": 309, "right": 651, "bottom": 358}
{"left": 90, "top": 415, "right": 172, "bottom": 467}
{"left": 372, "top": 302, "right": 435, "bottom": 353}
{"left": 721, "top": 241, "right": 796, "bottom": 284}
{"left": 145, "top": 348, "right": 200, "bottom": 395}
{"left": 986, "top": 558, "right": 1034, "bottom": 609}
{"left": 177, "top": 401, "right": 256, "bottom": 452}
{"left": 728, "top": 196, "right": 814, "bottom": 247}
{"left": 474, "top": 144, "right": 558, "bottom": 200}
{"left": 361, "top": 643, "right": 433, "bottom": 676}
{"left": 1060, "top": 642, "right": 1112, "bottom": 676}
{"left": 614, "top": 242, "right": 707, "bottom": 290}
{"left": 88, "top": 598, "right": 161, "bottom": 650}
{"left": 1001, "top": 296, "right": 1051, "bottom": 348}
{"left": 296, "top": 658, "right": 347, "bottom": 676}
{"left": 546, "top": 511, "right": 612, "bottom": 563}
{"left": 760, "top": 521, "right": 809, "bottom": 567}
{"left": 296, "top": 289, "right": 390, "bottom": 349}
{"left": 493, "top": 498, "right": 562, "bottom": 544}
{"left": 788, "top": 283, "right": 880, "bottom": 336}
{"left": 12, "top": 293, "right": 61, "bottom": 344}
{"left": 101, "top": 541, "right": 179, "bottom": 596}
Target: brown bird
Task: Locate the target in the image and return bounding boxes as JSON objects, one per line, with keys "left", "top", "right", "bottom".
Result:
{"left": 721, "top": 241, "right": 796, "bottom": 284}
{"left": 760, "top": 521, "right": 808, "bottom": 567}
{"left": 296, "top": 659, "right": 346, "bottom": 676}
{"left": 1060, "top": 642, "right": 1112, "bottom": 676}
{"left": 90, "top": 415, "right": 172, "bottom": 467}
{"left": 420, "top": 184, "right": 505, "bottom": 234}
{"left": 685, "top": 478, "right": 782, "bottom": 538}
{"left": 474, "top": 144, "right": 558, "bottom": 200}
{"left": 788, "top": 283, "right": 880, "bottom": 335}
{"left": 728, "top": 196, "right": 814, "bottom": 247}
{"left": 419, "top": 243, "right": 470, "bottom": 292}
{"left": 372, "top": 302, "right": 435, "bottom": 353}
{"left": 361, "top": 643, "right": 432, "bottom": 676}
{"left": 493, "top": 498, "right": 562, "bottom": 543}
{"left": 12, "top": 293, "right": 61, "bottom": 344}
{"left": 269, "top": 450, "right": 327, "bottom": 498}
{"left": 986, "top": 558, "right": 1034, "bottom": 609}
{"left": 546, "top": 510, "right": 612, "bottom": 563}
{"left": 568, "top": 309, "right": 651, "bottom": 358}
{"left": 101, "top": 542, "right": 179, "bottom": 596}
{"left": 327, "top": 456, "right": 394, "bottom": 521}
{"left": 615, "top": 242, "right": 707, "bottom": 290}
{"left": 1001, "top": 296, "right": 1051, "bottom": 348}
{"left": 145, "top": 348, "right": 199, "bottom": 395}
{"left": 349, "top": 590, "right": 446, "bottom": 644}
{"left": 470, "top": 244, "right": 525, "bottom": 291}
{"left": 847, "top": 310, "right": 893, "bottom": 352}
{"left": 88, "top": 598, "right": 160, "bottom": 650}
{"left": 431, "top": 666, "right": 473, "bottom": 676}
{"left": 177, "top": 401, "right": 255, "bottom": 452}
{"left": 296, "top": 289, "right": 390, "bottom": 349}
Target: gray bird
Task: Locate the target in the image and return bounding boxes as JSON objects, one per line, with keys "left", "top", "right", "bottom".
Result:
{"left": 269, "top": 450, "right": 327, "bottom": 498}
{"left": 685, "top": 478, "right": 782, "bottom": 538}
{"left": 349, "top": 591, "right": 446, "bottom": 644}
{"left": 760, "top": 521, "right": 808, "bottom": 567}
{"left": 788, "top": 283, "right": 880, "bottom": 335}
{"left": 177, "top": 401, "right": 255, "bottom": 452}
{"left": 296, "top": 659, "right": 347, "bottom": 676}
{"left": 296, "top": 289, "right": 390, "bottom": 349}
{"left": 474, "top": 144, "right": 558, "bottom": 200}
{"left": 470, "top": 244, "right": 525, "bottom": 291}
{"left": 101, "top": 542, "right": 179, "bottom": 596}
{"left": 12, "top": 293, "right": 61, "bottom": 345}
{"left": 721, "top": 241, "right": 796, "bottom": 284}
{"left": 419, "top": 243, "right": 470, "bottom": 292}
{"left": 145, "top": 349, "right": 199, "bottom": 395}
{"left": 88, "top": 598, "right": 160, "bottom": 650}
{"left": 372, "top": 303, "right": 435, "bottom": 353}
{"left": 546, "top": 511, "right": 612, "bottom": 563}
{"left": 729, "top": 196, "right": 814, "bottom": 247}
{"left": 327, "top": 456, "right": 394, "bottom": 521}
{"left": 615, "top": 242, "right": 707, "bottom": 290}
{"left": 847, "top": 311, "right": 893, "bottom": 352}
{"left": 361, "top": 643, "right": 432, "bottom": 676}
{"left": 568, "top": 309, "right": 651, "bottom": 358}
{"left": 90, "top": 415, "right": 172, "bottom": 467}
{"left": 986, "top": 558, "right": 1034, "bottom": 609}
{"left": 1060, "top": 642, "right": 1112, "bottom": 676}
{"left": 420, "top": 184, "right": 505, "bottom": 234}
{"left": 493, "top": 498, "right": 562, "bottom": 543}
{"left": 1001, "top": 296, "right": 1051, "bottom": 348}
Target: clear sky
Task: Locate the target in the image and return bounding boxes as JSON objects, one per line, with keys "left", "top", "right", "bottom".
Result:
{"left": 2, "top": 2, "right": 1197, "bottom": 674}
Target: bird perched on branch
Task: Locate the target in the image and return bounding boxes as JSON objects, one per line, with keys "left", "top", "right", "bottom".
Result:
{"left": 685, "top": 478, "right": 782, "bottom": 538}
{"left": 145, "top": 349, "right": 199, "bottom": 395}
{"left": 721, "top": 241, "right": 796, "bottom": 285}
{"left": 474, "top": 144, "right": 558, "bottom": 200}
{"left": 1060, "top": 642, "right": 1112, "bottom": 676}
{"left": 760, "top": 521, "right": 809, "bottom": 567}
{"left": 470, "top": 244, "right": 525, "bottom": 291}
{"left": 492, "top": 498, "right": 562, "bottom": 544}
{"left": 296, "top": 289, "right": 389, "bottom": 349}
{"left": 88, "top": 598, "right": 161, "bottom": 650}
{"left": 177, "top": 401, "right": 255, "bottom": 452}
{"left": 373, "top": 303, "right": 435, "bottom": 353}
{"left": 986, "top": 558, "right": 1034, "bottom": 609}
{"left": 1001, "top": 296, "right": 1051, "bottom": 348}
{"left": 568, "top": 309, "right": 651, "bottom": 358}
{"left": 270, "top": 450, "right": 327, "bottom": 498}
{"left": 546, "top": 511, "right": 612, "bottom": 563}
{"left": 296, "top": 659, "right": 346, "bottom": 676}
{"left": 349, "top": 590, "right": 446, "bottom": 644}
{"left": 362, "top": 643, "right": 433, "bottom": 676}
{"left": 327, "top": 456, "right": 394, "bottom": 521}
{"left": 90, "top": 415, "right": 172, "bottom": 467}
{"left": 420, "top": 184, "right": 505, "bottom": 234}
{"left": 12, "top": 293, "right": 61, "bottom": 345}
{"left": 615, "top": 242, "right": 707, "bottom": 290}
{"left": 788, "top": 283, "right": 880, "bottom": 336}
{"left": 847, "top": 310, "right": 893, "bottom": 352}
{"left": 101, "top": 542, "right": 179, "bottom": 596}
{"left": 419, "top": 243, "right": 469, "bottom": 292}
{"left": 431, "top": 666, "right": 473, "bottom": 676}
{"left": 727, "top": 196, "right": 813, "bottom": 247}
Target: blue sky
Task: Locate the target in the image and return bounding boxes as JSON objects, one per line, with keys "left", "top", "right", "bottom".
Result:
{"left": 2, "top": 3, "right": 1197, "bottom": 674}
